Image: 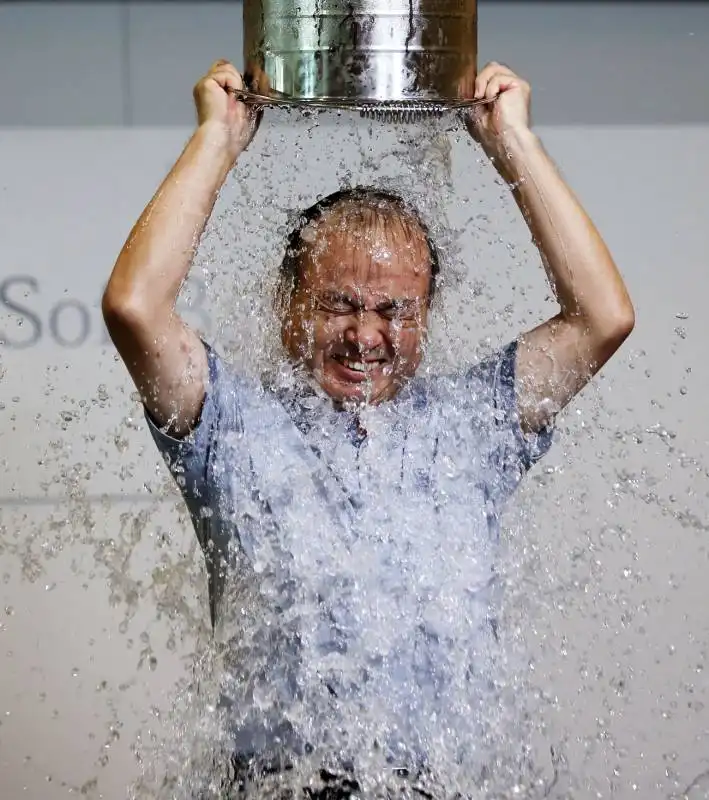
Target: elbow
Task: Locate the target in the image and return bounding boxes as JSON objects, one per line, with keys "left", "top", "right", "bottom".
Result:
{"left": 102, "top": 282, "right": 152, "bottom": 338}
{"left": 593, "top": 298, "right": 635, "bottom": 360}
{"left": 609, "top": 298, "right": 636, "bottom": 344}
{"left": 102, "top": 285, "right": 132, "bottom": 330}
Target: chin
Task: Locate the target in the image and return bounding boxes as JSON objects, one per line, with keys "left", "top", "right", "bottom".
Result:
{"left": 321, "top": 374, "right": 392, "bottom": 406}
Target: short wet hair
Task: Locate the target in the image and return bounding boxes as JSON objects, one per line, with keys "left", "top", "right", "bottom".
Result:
{"left": 277, "top": 186, "right": 440, "bottom": 305}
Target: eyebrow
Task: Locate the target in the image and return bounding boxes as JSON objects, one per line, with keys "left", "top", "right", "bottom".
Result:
{"left": 318, "top": 291, "right": 420, "bottom": 310}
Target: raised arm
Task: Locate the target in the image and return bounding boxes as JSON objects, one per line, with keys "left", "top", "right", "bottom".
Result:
{"left": 102, "top": 60, "right": 260, "bottom": 436}
{"left": 465, "top": 63, "right": 635, "bottom": 434}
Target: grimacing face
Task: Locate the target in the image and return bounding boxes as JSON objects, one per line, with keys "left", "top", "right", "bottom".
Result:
{"left": 281, "top": 203, "right": 433, "bottom": 405}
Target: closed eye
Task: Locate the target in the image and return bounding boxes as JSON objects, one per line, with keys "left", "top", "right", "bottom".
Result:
{"left": 314, "top": 295, "right": 357, "bottom": 315}
{"left": 377, "top": 301, "right": 419, "bottom": 322}
{"left": 312, "top": 293, "right": 422, "bottom": 322}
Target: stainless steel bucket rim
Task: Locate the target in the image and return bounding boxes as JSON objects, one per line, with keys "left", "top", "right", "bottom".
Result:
{"left": 233, "top": 88, "right": 487, "bottom": 114}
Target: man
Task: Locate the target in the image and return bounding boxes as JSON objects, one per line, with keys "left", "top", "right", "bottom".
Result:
{"left": 103, "top": 60, "right": 634, "bottom": 796}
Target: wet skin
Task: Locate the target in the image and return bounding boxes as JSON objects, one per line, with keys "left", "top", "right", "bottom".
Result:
{"left": 281, "top": 206, "right": 433, "bottom": 406}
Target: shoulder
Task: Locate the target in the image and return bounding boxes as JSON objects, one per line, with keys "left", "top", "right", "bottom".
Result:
{"left": 203, "top": 343, "right": 264, "bottom": 417}
{"left": 145, "top": 342, "right": 262, "bottom": 454}
{"left": 406, "top": 342, "right": 517, "bottom": 411}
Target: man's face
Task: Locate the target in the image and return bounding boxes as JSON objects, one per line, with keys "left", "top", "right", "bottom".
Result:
{"left": 282, "top": 205, "right": 432, "bottom": 405}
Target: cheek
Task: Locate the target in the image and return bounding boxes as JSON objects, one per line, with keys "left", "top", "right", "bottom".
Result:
{"left": 317, "top": 317, "right": 348, "bottom": 350}
{"left": 388, "top": 326, "right": 425, "bottom": 358}
{"left": 291, "top": 314, "right": 347, "bottom": 362}
{"left": 284, "top": 307, "right": 315, "bottom": 359}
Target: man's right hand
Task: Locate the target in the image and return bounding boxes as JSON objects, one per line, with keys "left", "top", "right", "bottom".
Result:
{"left": 193, "top": 59, "right": 262, "bottom": 164}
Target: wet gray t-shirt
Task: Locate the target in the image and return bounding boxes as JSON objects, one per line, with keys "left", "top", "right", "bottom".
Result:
{"left": 146, "top": 340, "right": 553, "bottom": 768}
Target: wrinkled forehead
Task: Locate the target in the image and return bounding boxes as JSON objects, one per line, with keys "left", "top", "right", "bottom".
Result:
{"left": 298, "top": 202, "right": 432, "bottom": 298}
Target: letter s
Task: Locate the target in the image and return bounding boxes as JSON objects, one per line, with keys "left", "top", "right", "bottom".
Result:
{"left": 0, "top": 276, "right": 42, "bottom": 348}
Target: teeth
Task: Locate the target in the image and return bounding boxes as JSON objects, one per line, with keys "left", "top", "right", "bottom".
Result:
{"left": 343, "top": 359, "right": 375, "bottom": 373}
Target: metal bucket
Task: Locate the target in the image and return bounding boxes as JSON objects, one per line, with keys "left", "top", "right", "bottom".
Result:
{"left": 243, "top": 0, "right": 477, "bottom": 118}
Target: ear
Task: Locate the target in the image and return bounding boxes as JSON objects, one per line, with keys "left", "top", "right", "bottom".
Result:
{"left": 281, "top": 294, "right": 310, "bottom": 362}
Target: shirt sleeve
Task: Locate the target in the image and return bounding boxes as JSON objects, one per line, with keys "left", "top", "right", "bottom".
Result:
{"left": 468, "top": 339, "right": 555, "bottom": 504}
{"left": 143, "top": 341, "right": 228, "bottom": 548}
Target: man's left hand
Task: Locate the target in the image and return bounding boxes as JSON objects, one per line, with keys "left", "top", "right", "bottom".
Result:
{"left": 463, "top": 62, "right": 532, "bottom": 180}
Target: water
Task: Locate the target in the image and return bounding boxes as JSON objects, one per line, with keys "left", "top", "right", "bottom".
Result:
{"left": 137, "top": 110, "right": 564, "bottom": 798}
{"left": 3, "top": 113, "right": 709, "bottom": 799}
{"left": 120, "top": 111, "right": 563, "bottom": 797}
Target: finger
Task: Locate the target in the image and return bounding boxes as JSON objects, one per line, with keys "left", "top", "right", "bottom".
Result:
{"left": 475, "top": 72, "right": 502, "bottom": 102}
{"left": 209, "top": 68, "right": 245, "bottom": 94}
{"left": 218, "top": 62, "right": 242, "bottom": 80}
{"left": 474, "top": 62, "right": 496, "bottom": 98}
{"left": 484, "top": 74, "right": 504, "bottom": 102}
{"left": 493, "top": 66, "right": 526, "bottom": 94}
{"left": 209, "top": 58, "right": 231, "bottom": 72}
{"left": 474, "top": 62, "right": 513, "bottom": 98}
{"left": 208, "top": 60, "right": 246, "bottom": 89}
{"left": 475, "top": 61, "right": 523, "bottom": 98}
{"left": 486, "top": 73, "right": 524, "bottom": 102}
{"left": 473, "top": 74, "right": 484, "bottom": 100}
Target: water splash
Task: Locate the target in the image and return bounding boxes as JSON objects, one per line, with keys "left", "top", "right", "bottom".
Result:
{"left": 2, "top": 108, "right": 708, "bottom": 799}
{"left": 122, "top": 110, "right": 571, "bottom": 799}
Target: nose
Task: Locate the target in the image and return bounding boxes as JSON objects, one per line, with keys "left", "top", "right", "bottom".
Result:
{"left": 344, "top": 310, "right": 386, "bottom": 353}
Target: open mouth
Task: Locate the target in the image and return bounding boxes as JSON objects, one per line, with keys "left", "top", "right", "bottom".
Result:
{"left": 331, "top": 354, "right": 387, "bottom": 381}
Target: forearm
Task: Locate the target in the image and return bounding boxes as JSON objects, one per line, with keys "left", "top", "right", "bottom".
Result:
{"left": 502, "top": 129, "right": 632, "bottom": 330}
{"left": 104, "top": 122, "right": 235, "bottom": 317}
{"left": 467, "top": 63, "right": 634, "bottom": 432}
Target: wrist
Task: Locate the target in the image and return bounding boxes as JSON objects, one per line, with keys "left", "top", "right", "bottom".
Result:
{"left": 194, "top": 121, "right": 242, "bottom": 176}
{"left": 493, "top": 127, "right": 543, "bottom": 184}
